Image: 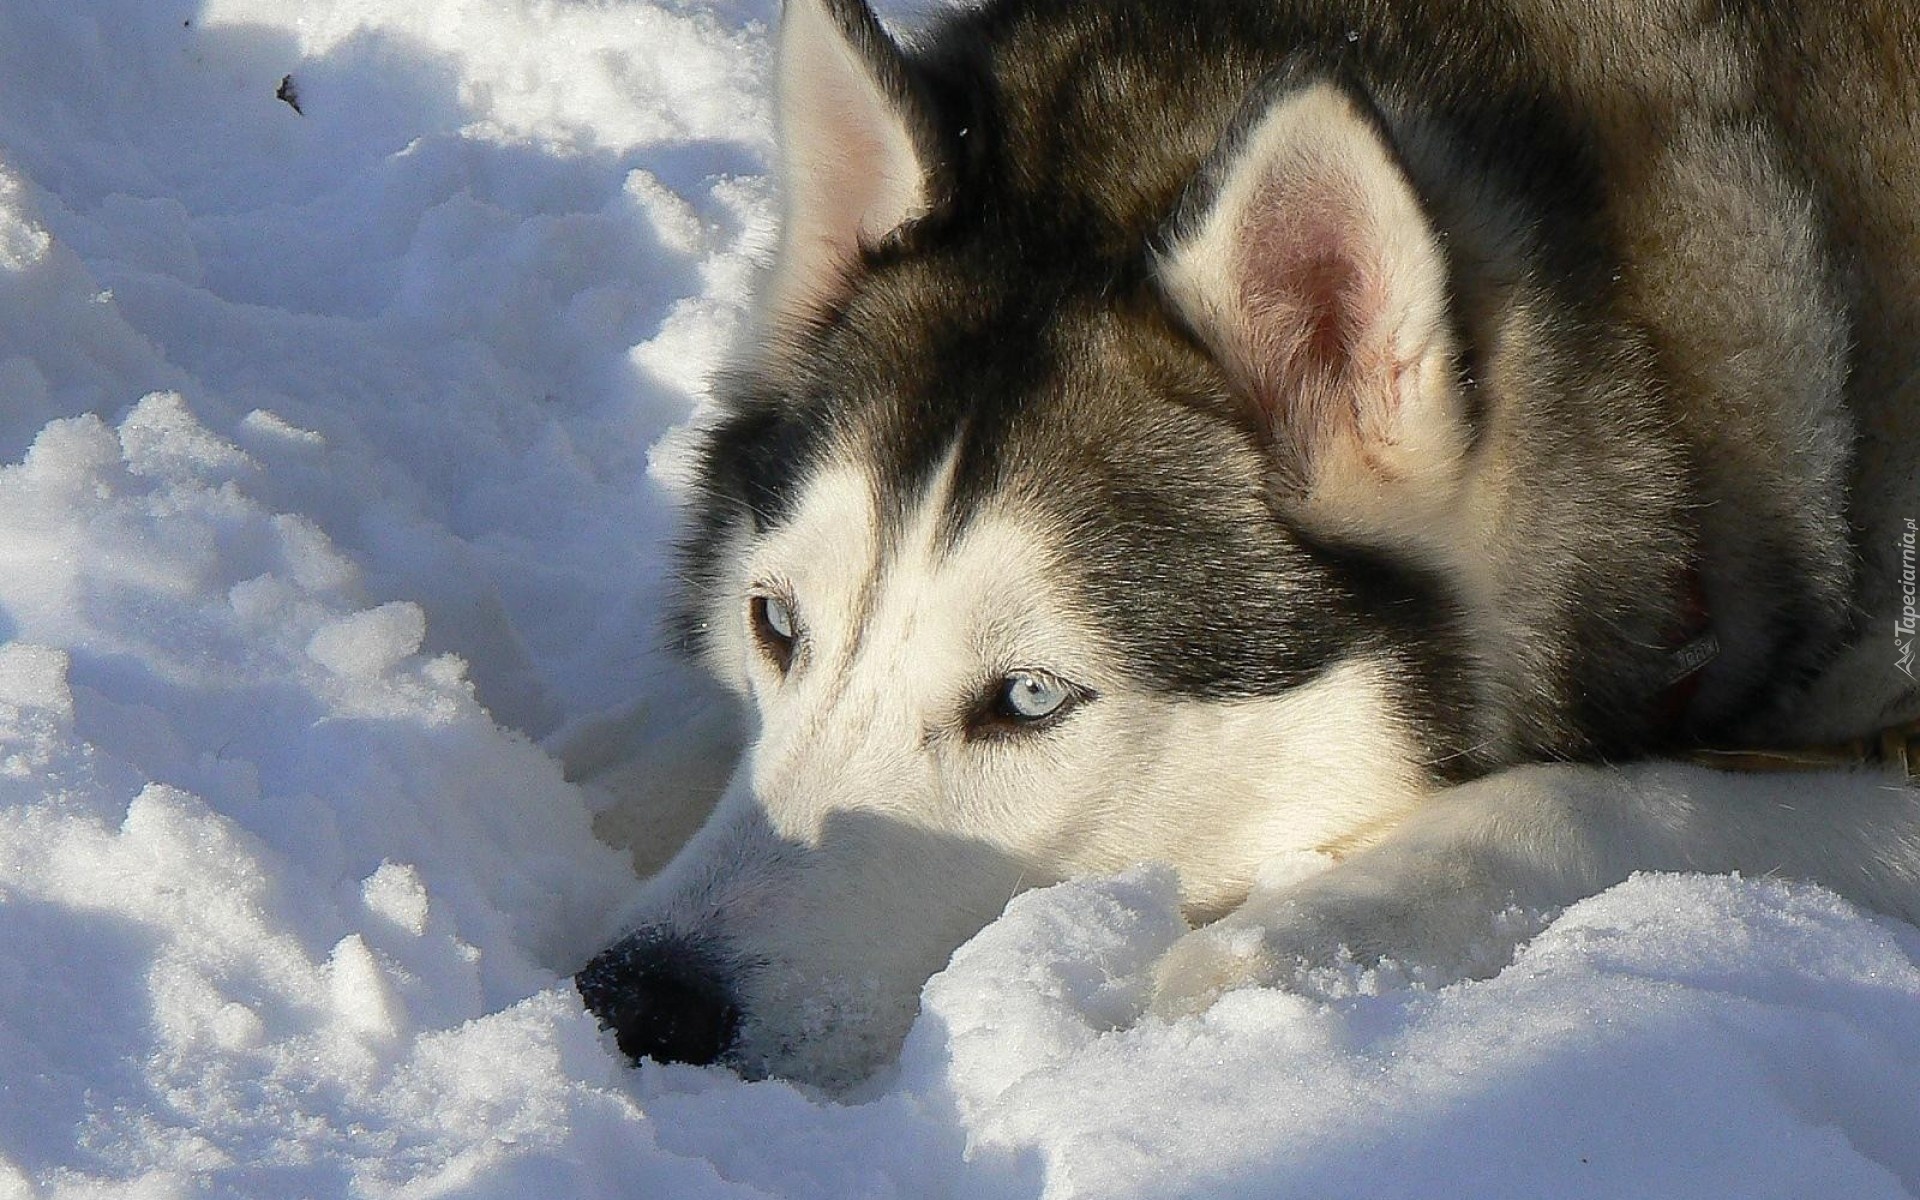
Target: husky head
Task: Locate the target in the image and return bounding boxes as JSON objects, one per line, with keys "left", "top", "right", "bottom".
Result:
{"left": 579, "top": 0, "right": 1671, "bottom": 1087}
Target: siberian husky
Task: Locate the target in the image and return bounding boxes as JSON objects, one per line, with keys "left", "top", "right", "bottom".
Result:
{"left": 575, "top": 0, "right": 1920, "bottom": 1089}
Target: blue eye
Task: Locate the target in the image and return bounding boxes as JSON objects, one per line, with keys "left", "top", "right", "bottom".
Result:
{"left": 972, "top": 669, "right": 1088, "bottom": 738}
{"left": 1001, "top": 671, "right": 1072, "bottom": 720}
{"left": 976, "top": 669, "right": 1093, "bottom": 738}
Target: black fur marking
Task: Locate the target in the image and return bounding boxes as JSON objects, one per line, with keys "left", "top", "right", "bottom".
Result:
{"left": 669, "top": 376, "right": 839, "bottom": 656}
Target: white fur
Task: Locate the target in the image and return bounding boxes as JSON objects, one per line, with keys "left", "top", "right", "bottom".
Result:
{"left": 617, "top": 449, "right": 1428, "bottom": 1085}
{"left": 612, "top": 434, "right": 1920, "bottom": 1083}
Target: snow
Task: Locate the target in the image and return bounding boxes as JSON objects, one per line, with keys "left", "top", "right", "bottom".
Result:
{"left": 0, "top": 1, "right": 1916, "bottom": 1196}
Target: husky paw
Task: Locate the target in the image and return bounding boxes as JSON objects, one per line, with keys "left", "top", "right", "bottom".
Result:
{"left": 1148, "top": 881, "right": 1542, "bottom": 1020}
{"left": 1148, "top": 917, "right": 1295, "bottom": 1019}
{"left": 1147, "top": 901, "right": 1377, "bottom": 1019}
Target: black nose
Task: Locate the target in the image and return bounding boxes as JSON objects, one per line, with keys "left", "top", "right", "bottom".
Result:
{"left": 575, "top": 930, "right": 741, "bottom": 1067}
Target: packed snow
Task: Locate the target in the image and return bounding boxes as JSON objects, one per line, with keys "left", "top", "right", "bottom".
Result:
{"left": 1, "top": 1, "right": 1917, "bottom": 1196}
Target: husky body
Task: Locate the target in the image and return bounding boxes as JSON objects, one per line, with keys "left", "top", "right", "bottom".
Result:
{"left": 576, "top": 0, "right": 1920, "bottom": 1087}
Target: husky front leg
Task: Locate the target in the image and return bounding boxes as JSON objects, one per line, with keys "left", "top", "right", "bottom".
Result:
{"left": 1151, "top": 761, "right": 1920, "bottom": 1016}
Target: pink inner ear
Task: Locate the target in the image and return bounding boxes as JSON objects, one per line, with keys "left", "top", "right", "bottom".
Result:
{"left": 770, "top": 0, "right": 929, "bottom": 323}
{"left": 788, "top": 76, "right": 907, "bottom": 252}
{"left": 1160, "top": 82, "right": 1461, "bottom": 500}
{"left": 1234, "top": 174, "right": 1396, "bottom": 420}
{"left": 1291, "top": 250, "right": 1361, "bottom": 374}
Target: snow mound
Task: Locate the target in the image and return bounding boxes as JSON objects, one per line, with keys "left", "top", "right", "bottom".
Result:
{"left": 907, "top": 869, "right": 1920, "bottom": 1199}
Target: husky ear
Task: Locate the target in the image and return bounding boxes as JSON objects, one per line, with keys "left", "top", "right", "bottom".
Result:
{"left": 1157, "top": 72, "right": 1472, "bottom": 545}
{"left": 769, "top": 0, "right": 941, "bottom": 323}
